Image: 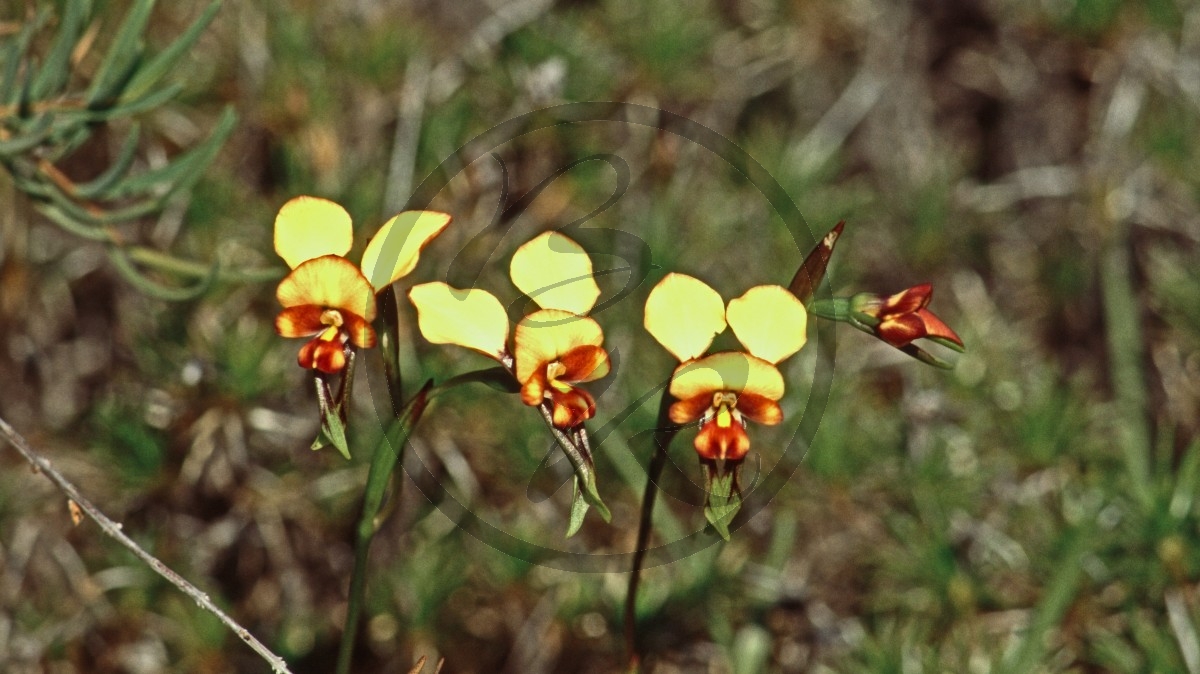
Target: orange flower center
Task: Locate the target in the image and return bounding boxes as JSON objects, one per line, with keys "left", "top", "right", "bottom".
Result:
{"left": 545, "top": 361, "right": 573, "bottom": 393}
{"left": 692, "top": 391, "right": 750, "bottom": 461}
{"left": 320, "top": 309, "right": 344, "bottom": 328}
{"left": 536, "top": 360, "right": 595, "bottom": 428}
{"left": 711, "top": 392, "right": 739, "bottom": 426}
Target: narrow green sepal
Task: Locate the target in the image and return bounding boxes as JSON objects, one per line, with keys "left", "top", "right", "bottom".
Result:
{"left": 314, "top": 376, "right": 351, "bottom": 460}
{"left": 579, "top": 466, "right": 612, "bottom": 523}
{"left": 928, "top": 335, "right": 967, "bottom": 353}
{"left": 899, "top": 343, "right": 956, "bottom": 370}
{"left": 566, "top": 481, "right": 589, "bottom": 538}
{"left": 703, "top": 461, "right": 741, "bottom": 541}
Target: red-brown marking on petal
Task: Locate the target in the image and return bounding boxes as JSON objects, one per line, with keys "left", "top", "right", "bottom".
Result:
{"left": 276, "top": 305, "right": 327, "bottom": 338}
{"left": 881, "top": 283, "right": 932, "bottom": 316}
{"left": 737, "top": 393, "right": 783, "bottom": 425}
{"left": 694, "top": 417, "right": 751, "bottom": 461}
{"left": 878, "top": 313, "right": 926, "bottom": 347}
{"left": 669, "top": 394, "right": 713, "bottom": 425}
{"left": 521, "top": 369, "right": 548, "bottom": 407}
{"left": 341, "top": 312, "right": 377, "bottom": 349}
{"left": 312, "top": 342, "right": 347, "bottom": 374}
{"left": 548, "top": 386, "right": 596, "bottom": 428}
{"left": 557, "top": 344, "right": 610, "bottom": 383}
{"left": 298, "top": 337, "right": 347, "bottom": 374}
{"left": 917, "top": 308, "right": 963, "bottom": 347}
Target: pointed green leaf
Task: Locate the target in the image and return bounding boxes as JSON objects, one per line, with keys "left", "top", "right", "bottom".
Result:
{"left": 72, "top": 123, "right": 142, "bottom": 198}
{"left": 86, "top": 0, "right": 156, "bottom": 106}
{"left": 107, "top": 245, "right": 219, "bottom": 301}
{"left": 31, "top": 0, "right": 90, "bottom": 99}
{"left": 0, "top": 114, "right": 55, "bottom": 155}
{"left": 77, "top": 82, "right": 181, "bottom": 122}
{"left": 108, "top": 106, "right": 235, "bottom": 198}
{"left": 121, "top": 1, "right": 222, "bottom": 102}
{"left": 33, "top": 203, "right": 111, "bottom": 240}
{"left": 2, "top": 9, "right": 46, "bottom": 105}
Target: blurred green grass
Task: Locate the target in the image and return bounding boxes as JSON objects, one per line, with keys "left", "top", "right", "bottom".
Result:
{"left": 3, "top": 0, "right": 1200, "bottom": 672}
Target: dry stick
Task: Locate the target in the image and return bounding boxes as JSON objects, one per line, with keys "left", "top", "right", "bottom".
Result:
{"left": 0, "top": 415, "right": 295, "bottom": 674}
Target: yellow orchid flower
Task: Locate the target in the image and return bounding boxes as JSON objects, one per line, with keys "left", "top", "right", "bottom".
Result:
{"left": 408, "top": 231, "right": 610, "bottom": 429}
{"left": 643, "top": 273, "right": 808, "bottom": 461}
{"left": 273, "top": 196, "right": 451, "bottom": 373}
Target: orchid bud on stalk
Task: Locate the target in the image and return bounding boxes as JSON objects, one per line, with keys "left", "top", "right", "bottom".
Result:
{"left": 810, "top": 284, "right": 964, "bottom": 368}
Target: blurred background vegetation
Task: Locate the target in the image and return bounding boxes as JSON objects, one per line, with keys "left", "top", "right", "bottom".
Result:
{"left": 2, "top": 0, "right": 1200, "bottom": 672}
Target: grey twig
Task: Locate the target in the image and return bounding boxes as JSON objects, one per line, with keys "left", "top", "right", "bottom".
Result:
{"left": 0, "top": 415, "right": 295, "bottom": 674}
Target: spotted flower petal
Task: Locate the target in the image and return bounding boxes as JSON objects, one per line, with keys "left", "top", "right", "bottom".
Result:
{"left": 276, "top": 255, "right": 377, "bottom": 322}
{"left": 644, "top": 273, "right": 727, "bottom": 362}
{"left": 669, "top": 352, "right": 785, "bottom": 403}
{"left": 513, "top": 309, "right": 606, "bottom": 385}
{"left": 408, "top": 282, "right": 509, "bottom": 360}
{"left": 274, "top": 196, "right": 354, "bottom": 269}
{"left": 509, "top": 232, "right": 601, "bottom": 315}
{"left": 725, "top": 285, "right": 808, "bottom": 364}
{"left": 361, "top": 210, "right": 452, "bottom": 292}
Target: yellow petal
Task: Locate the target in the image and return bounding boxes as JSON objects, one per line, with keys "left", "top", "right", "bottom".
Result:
{"left": 407, "top": 282, "right": 509, "bottom": 360}
{"left": 513, "top": 309, "right": 605, "bottom": 384}
{"left": 669, "top": 352, "right": 784, "bottom": 402}
{"left": 508, "top": 232, "right": 601, "bottom": 314}
{"left": 643, "top": 273, "right": 727, "bottom": 362}
{"left": 361, "top": 210, "right": 452, "bottom": 292}
{"left": 276, "top": 255, "right": 376, "bottom": 321}
{"left": 725, "top": 285, "right": 809, "bottom": 364}
{"left": 274, "top": 196, "right": 354, "bottom": 269}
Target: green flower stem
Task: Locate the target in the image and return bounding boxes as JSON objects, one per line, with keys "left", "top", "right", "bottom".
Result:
{"left": 624, "top": 384, "right": 680, "bottom": 669}
{"left": 335, "top": 382, "right": 432, "bottom": 674}
{"left": 808, "top": 297, "right": 852, "bottom": 322}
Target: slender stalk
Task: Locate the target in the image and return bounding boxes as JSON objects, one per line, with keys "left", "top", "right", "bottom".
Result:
{"left": 624, "top": 387, "right": 680, "bottom": 669}
{"left": 1100, "top": 235, "right": 1153, "bottom": 510}
{"left": 0, "top": 415, "right": 295, "bottom": 674}
{"left": 335, "top": 384, "right": 431, "bottom": 674}
{"left": 126, "top": 245, "right": 283, "bottom": 284}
